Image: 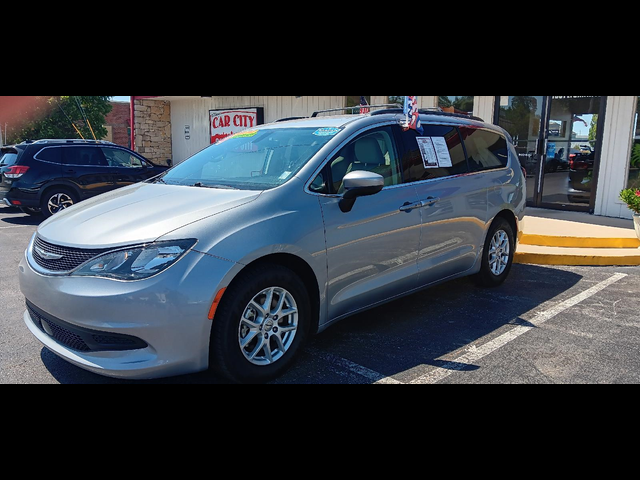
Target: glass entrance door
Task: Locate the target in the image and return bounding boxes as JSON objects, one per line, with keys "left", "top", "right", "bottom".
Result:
{"left": 496, "top": 96, "right": 547, "bottom": 205}
{"left": 496, "top": 96, "right": 606, "bottom": 212}
{"left": 542, "top": 96, "right": 606, "bottom": 211}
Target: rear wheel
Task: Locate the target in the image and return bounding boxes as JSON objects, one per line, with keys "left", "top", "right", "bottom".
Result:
{"left": 40, "top": 189, "right": 77, "bottom": 218}
{"left": 209, "top": 264, "right": 311, "bottom": 384}
{"left": 475, "top": 217, "right": 515, "bottom": 288}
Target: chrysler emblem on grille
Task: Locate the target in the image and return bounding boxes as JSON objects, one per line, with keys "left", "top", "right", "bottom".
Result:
{"left": 34, "top": 246, "right": 64, "bottom": 261}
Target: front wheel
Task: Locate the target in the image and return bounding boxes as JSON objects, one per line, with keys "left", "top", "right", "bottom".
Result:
{"left": 475, "top": 218, "right": 515, "bottom": 288}
{"left": 209, "top": 264, "right": 311, "bottom": 384}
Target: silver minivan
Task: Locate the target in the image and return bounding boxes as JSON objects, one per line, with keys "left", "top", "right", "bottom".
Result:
{"left": 19, "top": 110, "right": 526, "bottom": 383}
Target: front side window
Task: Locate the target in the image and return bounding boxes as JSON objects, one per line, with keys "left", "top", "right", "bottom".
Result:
{"left": 62, "top": 147, "right": 107, "bottom": 167}
{"left": 325, "top": 126, "right": 402, "bottom": 194}
{"left": 102, "top": 148, "right": 143, "bottom": 168}
{"left": 400, "top": 125, "right": 468, "bottom": 182}
{"left": 162, "top": 127, "right": 337, "bottom": 191}
{"left": 460, "top": 128, "right": 509, "bottom": 172}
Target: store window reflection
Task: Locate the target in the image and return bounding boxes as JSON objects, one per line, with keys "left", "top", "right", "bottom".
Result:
{"left": 438, "top": 96, "right": 475, "bottom": 115}
{"left": 629, "top": 97, "right": 640, "bottom": 189}
{"left": 496, "top": 96, "right": 544, "bottom": 205}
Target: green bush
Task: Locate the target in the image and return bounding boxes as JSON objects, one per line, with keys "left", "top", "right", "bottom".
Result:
{"left": 620, "top": 188, "right": 640, "bottom": 215}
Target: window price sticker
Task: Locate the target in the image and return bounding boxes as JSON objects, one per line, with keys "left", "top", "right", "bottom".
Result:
{"left": 416, "top": 137, "right": 453, "bottom": 169}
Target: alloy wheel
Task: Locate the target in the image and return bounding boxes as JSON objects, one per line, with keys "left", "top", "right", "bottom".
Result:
{"left": 488, "top": 229, "right": 511, "bottom": 276}
{"left": 238, "top": 286, "right": 299, "bottom": 366}
{"left": 47, "top": 193, "right": 74, "bottom": 215}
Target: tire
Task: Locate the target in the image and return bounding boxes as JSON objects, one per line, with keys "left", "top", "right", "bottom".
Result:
{"left": 40, "top": 189, "right": 77, "bottom": 219}
{"left": 475, "top": 217, "right": 515, "bottom": 288}
{"left": 209, "top": 263, "right": 311, "bottom": 384}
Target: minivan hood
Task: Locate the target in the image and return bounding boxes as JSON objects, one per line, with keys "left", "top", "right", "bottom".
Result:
{"left": 37, "top": 183, "right": 262, "bottom": 248}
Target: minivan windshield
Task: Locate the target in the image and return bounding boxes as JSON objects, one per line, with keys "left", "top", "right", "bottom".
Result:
{"left": 159, "top": 127, "right": 338, "bottom": 190}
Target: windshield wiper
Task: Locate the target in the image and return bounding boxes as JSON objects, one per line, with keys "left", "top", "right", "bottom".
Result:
{"left": 193, "top": 182, "right": 237, "bottom": 190}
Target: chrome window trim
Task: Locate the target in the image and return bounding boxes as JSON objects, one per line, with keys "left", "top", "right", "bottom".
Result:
{"left": 33, "top": 145, "right": 147, "bottom": 169}
{"left": 304, "top": 121, "right": 512, "bottom": 197}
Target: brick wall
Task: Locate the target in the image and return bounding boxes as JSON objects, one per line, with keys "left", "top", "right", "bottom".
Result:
{"left": 104, "top": 102, "right": 131, "bottom": 148}
{"left": 133, "top": 99, "right": 172, "bottom": 166}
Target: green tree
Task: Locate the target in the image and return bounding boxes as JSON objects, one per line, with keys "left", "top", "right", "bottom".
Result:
{"left": 589, "top": 114, "right": 599, "bottom": 143}
{"left": 8, "top": 96, "right": 112, "bottom": 143}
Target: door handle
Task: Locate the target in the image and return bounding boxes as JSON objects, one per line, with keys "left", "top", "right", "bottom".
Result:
{"left": 420, "top": 197, "right": 440, "bottom": 207}
{"left": 399, "top": 202, "right": 422, "bottom": 212}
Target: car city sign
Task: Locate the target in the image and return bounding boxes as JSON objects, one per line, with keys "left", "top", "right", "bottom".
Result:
{"left": 210, "top": 108, "right": 264, "bottom": 144}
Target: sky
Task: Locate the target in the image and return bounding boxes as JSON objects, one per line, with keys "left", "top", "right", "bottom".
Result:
{"left": 112, "top": 96, "right": 130, "bottom": 102}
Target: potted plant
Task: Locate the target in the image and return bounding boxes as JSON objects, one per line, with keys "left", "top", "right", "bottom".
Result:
{"left": 620, "top": 188, "right": 640, "bottom": 239}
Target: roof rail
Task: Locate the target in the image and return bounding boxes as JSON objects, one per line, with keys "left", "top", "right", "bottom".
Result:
{"left": 21, "top": 139, "right": 117, "bottom": 146}
{"left": 310, "top": 103, "right": 402, "bottom": 118}
{"left": 371, "top": 107, "right": 484, "bottom": 122}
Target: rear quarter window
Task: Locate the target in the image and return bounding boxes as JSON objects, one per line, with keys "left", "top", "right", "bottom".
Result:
{"left": 460, "top": 128, "right": 509, "bottom": 172}
{"left": 34, "top": 147, "right": 62, "bottom": 164}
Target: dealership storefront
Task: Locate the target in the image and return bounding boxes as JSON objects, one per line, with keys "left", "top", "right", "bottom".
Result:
{"left": 131, "top": 95, "right": 640, "bottom": 219}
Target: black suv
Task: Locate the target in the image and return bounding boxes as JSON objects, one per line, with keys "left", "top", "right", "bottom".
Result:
{"left": 1, "top": 140, "right": 169, "bottom": 218}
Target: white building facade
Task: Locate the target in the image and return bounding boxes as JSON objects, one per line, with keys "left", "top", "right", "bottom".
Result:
{"left": 131, "top": 95, "right": 639, "bottom": 219}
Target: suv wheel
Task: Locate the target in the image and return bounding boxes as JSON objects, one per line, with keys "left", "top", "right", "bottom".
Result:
{"left": 210, "top": 264, "right": 311, "bottom": 384}
{"left": 41, "top": 190, "right": 77, "bottom": 218}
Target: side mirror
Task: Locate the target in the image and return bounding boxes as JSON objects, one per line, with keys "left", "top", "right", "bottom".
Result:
{"left": 339, "top": 171, "right": 384, "bottom": 213}
{"left": 167, "top": 159, "right": 173, "bottom": 167}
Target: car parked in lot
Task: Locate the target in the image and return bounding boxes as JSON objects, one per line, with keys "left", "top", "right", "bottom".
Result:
{"left": 568, "top": 150, "right": 595, "bottom": 203}
{"left": 1, "top": 140, "right": 168, "bottom": 217}
{"left": 0, "top": 147, "right": 20, "bottom": 205}
{"left": 19, "top": 111, "right": 526, "bottom": 383}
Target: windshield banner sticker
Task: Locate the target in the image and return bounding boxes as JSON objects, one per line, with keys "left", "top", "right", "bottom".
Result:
{"left": 313, "top": 127, "right": 341, "bottom": 137}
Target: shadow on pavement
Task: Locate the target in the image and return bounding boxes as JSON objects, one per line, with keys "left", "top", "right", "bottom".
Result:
{"left": 0, "top": 209, "right": 42, "bottom": 226}
{"left": 39, "top": 263, "right": 583, "bottom": 384}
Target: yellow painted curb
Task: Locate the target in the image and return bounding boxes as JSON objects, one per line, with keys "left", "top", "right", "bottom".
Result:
{"left": 520, "top": 234, "right": 640, "bottom": 249}
{"left": 515, "top": 252, "right": 640, "bottom": 267}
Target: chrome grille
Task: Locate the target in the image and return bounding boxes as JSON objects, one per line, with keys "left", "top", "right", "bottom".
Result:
{"left": 32, "top": 235, "right": 111, "bottom": 273}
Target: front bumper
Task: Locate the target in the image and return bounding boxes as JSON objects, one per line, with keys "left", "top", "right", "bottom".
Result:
{"left": 19, "top": 246, "right": 239, "bottom": 380}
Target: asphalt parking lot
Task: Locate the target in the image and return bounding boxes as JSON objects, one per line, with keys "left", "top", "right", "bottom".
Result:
{"left": 2, "top": 205, "right": 640, "bottom": 384}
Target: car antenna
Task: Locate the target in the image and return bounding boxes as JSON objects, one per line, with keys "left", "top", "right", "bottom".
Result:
{"left": 55, "top": 98, "right": 85, "bottom": 140}
{"left": 74, "top": 96, "right": 97, "bottom": 141}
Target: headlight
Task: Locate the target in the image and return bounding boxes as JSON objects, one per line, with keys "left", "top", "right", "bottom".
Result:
{"left": 73, "top": 239, "right": 197, "bottom": 280}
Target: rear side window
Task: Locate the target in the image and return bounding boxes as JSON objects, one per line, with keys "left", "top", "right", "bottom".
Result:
{"left": 35, "top": 147, "right": 62, "bottom": 164}
{"left": 61, "top": 147, "right": 108, "bottom": 167}
{"left": 460, "top": 128, "right": 509, "bottom": 172}
{"left": 400, "top": 125, "right": 469, "bottom": 182}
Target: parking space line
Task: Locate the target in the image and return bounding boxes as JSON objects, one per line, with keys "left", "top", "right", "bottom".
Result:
{"left": 308, "top": 348, "right": 403, "bottom": 384}
{"left": 411, "top": 272, "right": 628, "bottom": 385}
{"left": 0, "top": 225, "right": 33, "bottom": 229}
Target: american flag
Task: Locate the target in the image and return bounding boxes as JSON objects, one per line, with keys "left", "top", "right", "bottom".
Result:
{"left": 360, "top": 96, "right": 370, "bottom": 114}
{"left": 404, "top": 96, "right": 423, "bottom": 135}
